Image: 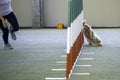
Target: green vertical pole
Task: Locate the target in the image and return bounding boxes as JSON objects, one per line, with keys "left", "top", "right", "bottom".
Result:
{"left": 68, "top": 0, "right": 83, "bottom": 27}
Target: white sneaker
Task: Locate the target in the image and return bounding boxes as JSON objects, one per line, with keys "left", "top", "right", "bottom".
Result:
{"left": 4, "top": 43, "right": 13, "bottom": 50}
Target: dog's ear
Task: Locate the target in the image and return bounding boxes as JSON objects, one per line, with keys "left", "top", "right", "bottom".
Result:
{"left": 83, "top": 21, "right": 85, "bottom": 26}
{"left": 83, "top": 20, "right": 87, "bottom": 26}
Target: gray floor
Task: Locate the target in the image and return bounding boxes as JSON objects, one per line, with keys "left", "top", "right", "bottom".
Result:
{"left": 71, "top": 28, "right": 120, "bottom": 80}
{"left": 0, "top": 29, "right": 66, "bottom": 80}
{"left": 0, "top": 28, "right": 120, "bottom": 80}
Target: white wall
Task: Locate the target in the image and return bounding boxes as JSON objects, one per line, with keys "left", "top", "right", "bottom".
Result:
{"left": 12, "top": 0, "right": 68, "bottom": 27}
{"left": 12, "top": 0, "right": 32, "bottom": 27}
{"left": 44, "top": 0, "right": 68, "bottom": 27}
{"left": 83, "top": 0, "right": 120, "bottom": 27}
{"left": 11, "top": 0, "right": 120, "bottom": 27}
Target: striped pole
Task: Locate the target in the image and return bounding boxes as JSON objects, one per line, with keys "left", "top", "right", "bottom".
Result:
{"left": 66, "top": 0, "right": 84, "bottom": 79}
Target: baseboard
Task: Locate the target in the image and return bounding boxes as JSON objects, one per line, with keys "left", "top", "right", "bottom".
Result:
{"left": 92, "top": 26, "right": 120, "bottom": 29}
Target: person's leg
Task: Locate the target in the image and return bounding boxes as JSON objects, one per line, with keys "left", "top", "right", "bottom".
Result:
{"left": 5, "top": 12, "right": 19, "bottom": 31}
{"left": 0, "top": 20, "right": 9, "bottom": 44}
{"left": 0, "top": 20, "right": 13, "bottom": 49}
{"left": 5, "top": 12, "right": 19, "bottom": 40}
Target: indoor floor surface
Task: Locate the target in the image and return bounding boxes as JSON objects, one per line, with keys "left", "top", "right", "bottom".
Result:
{"left": 71, "top": 28, "right": 120, "bottom": 80}
{"left": 0, "top": 29, "right": 66, "bottom": 80}
{"left": 0, "top": 28, "right": 120, "bottom": 80}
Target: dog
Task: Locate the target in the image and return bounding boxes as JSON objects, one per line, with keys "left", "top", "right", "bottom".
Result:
{"left": 82, "top": 20, "right": 102, "bottom": 46}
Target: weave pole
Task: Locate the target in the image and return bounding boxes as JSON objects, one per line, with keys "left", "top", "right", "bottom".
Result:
{"left": 66, "top": 0, "right": 84, "bottom": 79}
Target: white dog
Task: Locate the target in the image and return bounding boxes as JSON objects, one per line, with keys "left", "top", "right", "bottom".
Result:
{"left": 82, "top": 20, "right": 102, "bottom": 46}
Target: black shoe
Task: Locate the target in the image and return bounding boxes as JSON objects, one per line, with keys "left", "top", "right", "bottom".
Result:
{"left": 9, "top": 26, "right": 16, "bottom": 40}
